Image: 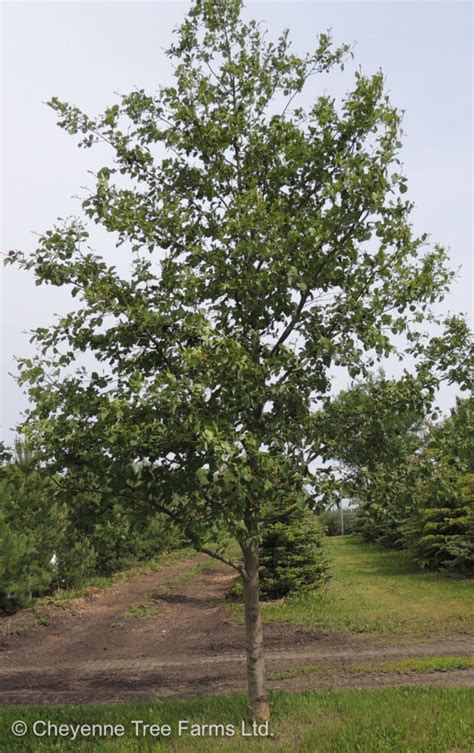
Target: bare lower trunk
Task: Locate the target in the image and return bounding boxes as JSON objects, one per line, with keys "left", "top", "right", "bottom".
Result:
{"left": 242, "top": 543, "right": 270, "bottom": 721}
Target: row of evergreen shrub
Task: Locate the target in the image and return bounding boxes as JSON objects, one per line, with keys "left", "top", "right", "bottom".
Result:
{"left": 355, "top": 398, "right": 473, "bottom": 574}
{"left": 0, "top": 451, "right": 181, "bottom": 613}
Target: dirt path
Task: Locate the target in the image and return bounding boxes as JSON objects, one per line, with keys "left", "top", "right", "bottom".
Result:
{"left": 0, "top": 556, "right": 472, "bottom": 705}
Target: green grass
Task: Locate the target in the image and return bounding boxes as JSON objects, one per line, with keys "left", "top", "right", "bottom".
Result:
{"left": 161, "top": 560, "right": 214, "bottom": 586}
{"left": 269, "top": 655, "right": 474, "bottom": 681}
{"left": 113, "top": 548, "right": 202, "bottom": 581}
{"left": 121, "top": 603, "right": 161, "bottom": 620}
{"left": 247, "top": 536, "right": 474, "bottom": 640}
{"left": 112, "top": 602, "right": 161, "bottom": 628}
{"left": 2, "top": 687, "right": 473, "bottom": 752}
{"left": 35, "top": 576, "right": 114, "bottom": 608}
{"left": 352, "top": 655, "right": 474, "bottom": 676}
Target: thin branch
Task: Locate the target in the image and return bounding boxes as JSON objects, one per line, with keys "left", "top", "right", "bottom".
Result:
{"left": 198, "top": 546, "right": 243, "bottom": 574}
{"left": 270, "top": 288, "right": 310, "bottom": 355}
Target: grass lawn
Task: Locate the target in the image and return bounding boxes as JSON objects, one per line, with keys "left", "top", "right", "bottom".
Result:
{"left": 2, "top": 687, "right": 473, "bottom": 752}
{"left": 253, "top": 535, "right": 474, "bottom": 639}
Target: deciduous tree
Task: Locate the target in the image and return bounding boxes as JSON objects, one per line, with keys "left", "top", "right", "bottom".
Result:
{"left": 6, "top": 0, "right": 471, "bottom": 717}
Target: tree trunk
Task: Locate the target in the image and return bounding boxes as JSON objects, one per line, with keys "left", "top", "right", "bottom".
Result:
{"left": 242, "top": 542, "right": 270, "bottom": 721}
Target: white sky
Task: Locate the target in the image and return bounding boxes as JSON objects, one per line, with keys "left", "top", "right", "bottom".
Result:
{"left": 1, "top": 0, "right": 473, "bottom": 444}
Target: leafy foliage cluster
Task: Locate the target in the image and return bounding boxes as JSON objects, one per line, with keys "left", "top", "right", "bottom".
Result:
{"left": 315, "top": 372, "right": 429, "bottom": 547}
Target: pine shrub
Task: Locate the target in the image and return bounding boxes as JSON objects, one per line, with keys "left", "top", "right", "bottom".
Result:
{"left": 0, "top": 473, "right": 61, "bottom": 612}
{"left": 404, "top": 470, "right": 474, "bottom": 574}
{"left": 259, "top": 507, "right": 330, "bottom": 599}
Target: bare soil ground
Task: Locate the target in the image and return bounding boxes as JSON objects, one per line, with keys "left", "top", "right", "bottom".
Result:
{"left": 0, "top": 556, "right": 472, "bottom": 706}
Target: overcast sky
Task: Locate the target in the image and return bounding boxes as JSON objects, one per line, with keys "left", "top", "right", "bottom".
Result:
{"left": 1, "top": 1, "right": 472, "bottom": 444}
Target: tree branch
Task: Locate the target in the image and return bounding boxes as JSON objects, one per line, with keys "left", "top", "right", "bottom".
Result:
{"left": 270, "top": 288, "right": 310, "bottom": 355}
{"left": 198, "top": 546, "right": 243, "bottom": 574}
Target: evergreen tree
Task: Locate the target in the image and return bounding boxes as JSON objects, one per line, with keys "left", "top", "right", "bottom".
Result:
{"left": 404, "top": 398, "right": 474, "bottom": 574}
{"left": 260, "top": 508, "right": 329, "bottom": 599}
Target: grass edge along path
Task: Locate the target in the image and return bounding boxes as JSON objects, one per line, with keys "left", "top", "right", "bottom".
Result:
{"left": 2, "top": 686, "right": 473, "bottom": 753}
{"left": 268, "top": 655, "right": 474, "bottom": 681}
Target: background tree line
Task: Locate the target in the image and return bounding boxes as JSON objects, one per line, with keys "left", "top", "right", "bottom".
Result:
{"left": 315, "top": 376, "right": 473, "bottom": 575}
